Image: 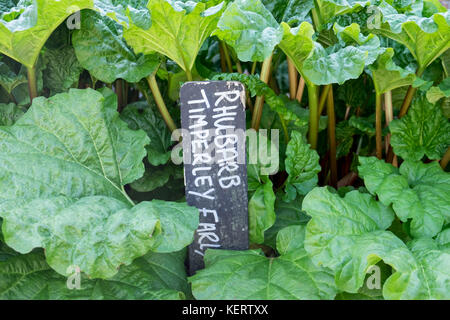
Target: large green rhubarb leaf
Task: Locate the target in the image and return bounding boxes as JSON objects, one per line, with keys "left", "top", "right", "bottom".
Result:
{"left": 302, "top": 23, "right": 383, "bottom": 85}
{"left": 358, "top": 157, "right": 450, "bottom": 238}
{"left": 53, "top": 250, "right": 189, "bottom": 300}
{"left": 0, "top": 247, "right": 189, "bottom": 300}
{"left": 333, "top": 23, "right": 384, "bottom": 66}
{"left": 303, "top": 187, "right": 395, "bottom": 277}
{"left": 389, "top": 96, "right": 450, "bottom": 161}
{"left": 123, "top": 0, "right": 224, "bottom": 72}
{"left": 279, "top": 22, "right": 383, "bottom": 85}
{"left": 73, "top": 11, "right": 159, "bottom": 84}
{"left": 0, "top": 250, "right": 61, "bottom": 300}
{"left": 375, "top": 2, "right": 450, "bottom": 71}
{"left": 303, "top": 187, "right": 450, "bottom": 299}
{"left": 189, "top": 225, "right": 337, "bottom": 300}
{"left": 0, "top": 88, "right": 198, "bottom": 279}
{"left": 0, "top": 0, "right": 94, "bottom": 68}
{"left": 277, "top": 22, "right": 315, "bottom": 82}
{"left": 214, "top": 0, "right": 283, "bottom": 62}
{"left": 382, "top": 237, "right": 450, "bottom": 300}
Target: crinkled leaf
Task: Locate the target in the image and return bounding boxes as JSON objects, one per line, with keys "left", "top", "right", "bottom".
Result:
{"left": 348, "top": 115, "right": 376, "bottom": 136}
{"left": 0, "top": 251, "right": 59, "bottom": 299}
{"left": 369, "top": 48, "right": 417, "bottom": 95}
{"left": 375, "top": 2, "right": 450, "bottom": 70}
{"left": 0, "top": 88, "right": 148, "bottom": 203}
{"left": 0, "top": 103, "right": 26, "bottom": 126}
{"left": 73, "top": 11, "right": 159, "bottom": 84}
{"left": 278, "top": 22, "right": 315, "bottom": 82}
{"left": 302, "top": 24, "right": 383, "bottom": 85}
{"left": 0, "top": 0, "right": 93, "bottom": 68}
{"left": 437, "top": 228, "right": 450, "bottom": 248}
{"left": 335, "top": 262, "right": 391, "bottom": 300}
{"left": 0, "top": 0, "right": 16, "bottom": 13}
{"left": 279, "top": 22, "right": 383, "bottom": 85}
{"left": 303, "top": 187, "right": 395, "bottom": 273}
{"left": 1, "top": 196, "right": 164, "bottom": 279}
{"left": 62, "top": 250, "right": 191, "bottom": 299}
{"left": 189, "top": 225, "right": 337, "bottom": 300}
{"left": 0, "top": 88, "right": 198, "bottom": 278}
{"left": 120, "top": 101, "right": 173, "bottom": 166}
{"left": 262, "top": 0, "right": 314, "bottom": 26}
{"left": 302, "top": 43, "right": 368, "bottom": 85}
{"left": 123, "top": 0, "right": 224, "bottom": 71}
{"left": 0, "top": 0, "right": 37, "bottom": 32}
{"left": 94, "top": 0, "right": 151, "bottom": 28}
{"left": 335, "top": 120, "right": 355, "bottom": 159}
{"left": 41, "top": 46, "right": 83, "bottom": 95}
{"left": 0, "top": 249, "right": 189, "bottom": 300}
{"left": 214, "top": 0, "right": 283, "bottom": 62}
{"left": 333, "top": 23, "right": 384, "bottom": 66}
{"left": 314, "top": 0, "right": 372, "bottom": 28}
{"left": 284, "top": 131, "right": 321, "bottom": 201}
{"left": 358, "top": 156, "right": 450, "bottom": 238}
{"left": 303, "top": 187, "right": 449, "bottom": 298}
{"left": 382, "top": 238, "right": 450, "bottom": 299}
{"left": 304, "top": 189, "right": 450, "bottom": 299}
{"left": 0, "top": 61, "right": 27, "bottom": 94}
{"left": 336, "top": 78, "right": 368, "bottom": 108}
{"left": 389, "top": 96, "right": 450, "bottom": 161}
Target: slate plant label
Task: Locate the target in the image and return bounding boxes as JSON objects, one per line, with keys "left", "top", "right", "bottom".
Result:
{"left": 180, "top": 81, "right": 249, "bottom": 274}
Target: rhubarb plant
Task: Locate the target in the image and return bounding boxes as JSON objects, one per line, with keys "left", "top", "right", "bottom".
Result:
{"left": 0, "top": 88, "right": 198, "bottom": 279}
